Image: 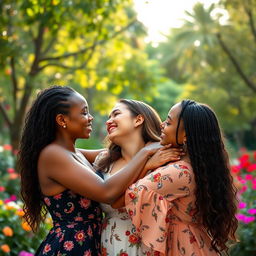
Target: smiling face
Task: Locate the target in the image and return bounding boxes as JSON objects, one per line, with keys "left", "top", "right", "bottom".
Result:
{"left": 64, "top": 92, "right": 93, "bottom": 139}
{"left": 160, "top": 102, "right": 186, "bottom": 147}
{"left": 106, "top": 102, "right": 139, "bottom": 143}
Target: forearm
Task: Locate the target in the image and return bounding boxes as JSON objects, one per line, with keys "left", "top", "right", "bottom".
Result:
{"left": 111, "top": 165, "right": 150, "bottom": 208}
{"left": 104, "top": 149, "right": 149, "bottom": 203}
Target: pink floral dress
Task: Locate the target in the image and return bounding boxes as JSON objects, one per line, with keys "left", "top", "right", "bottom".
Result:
{"left": 125, "top": 161, "right": 219, "bottom": 256}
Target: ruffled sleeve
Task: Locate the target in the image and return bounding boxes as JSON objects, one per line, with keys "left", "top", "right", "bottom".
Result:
{"left": 125, "top": 162, "right": 193, "bottom": 254}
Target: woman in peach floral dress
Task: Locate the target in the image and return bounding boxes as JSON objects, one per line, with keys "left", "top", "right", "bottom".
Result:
{"left": 125, "top": 100, "right": 238, "bottom": 255}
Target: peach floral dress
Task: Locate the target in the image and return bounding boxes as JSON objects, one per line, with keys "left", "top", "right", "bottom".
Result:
{"left": 125, "top": 161, "right": 218, "bottom": 256}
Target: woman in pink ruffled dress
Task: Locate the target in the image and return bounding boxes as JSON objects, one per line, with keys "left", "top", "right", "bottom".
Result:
{"left": 125, "top": 100, "right": 238, "bottom": 255}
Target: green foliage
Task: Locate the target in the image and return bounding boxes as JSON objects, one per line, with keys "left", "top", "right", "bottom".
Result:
{"left": 150, "top": 1, "right": 256, "bottom": 148}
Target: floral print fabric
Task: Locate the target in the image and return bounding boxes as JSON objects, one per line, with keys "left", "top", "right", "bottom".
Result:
{"left": 100, "top": 172, "right": 144, "bottom": 256}
{"left": 125, "top": 161, "right": 218, "bottom": 256}
{"left": 35, "top": 189, "right": 102, "bottom": 256}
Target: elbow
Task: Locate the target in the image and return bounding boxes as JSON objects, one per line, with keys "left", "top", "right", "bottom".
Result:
{"left": 100, "top": 189, "right": 117, "bottom": 204}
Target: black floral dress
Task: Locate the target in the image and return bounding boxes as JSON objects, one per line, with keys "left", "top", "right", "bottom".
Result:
{"left": 35, "top": 189, "right": 102, "bottom": 256}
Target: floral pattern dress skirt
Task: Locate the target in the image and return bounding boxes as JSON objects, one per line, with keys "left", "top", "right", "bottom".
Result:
{"left": 35, "top": 189, "right": 102, "bottom": 256}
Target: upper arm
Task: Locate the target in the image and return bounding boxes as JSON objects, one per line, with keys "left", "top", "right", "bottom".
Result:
{"left": 78, "top": 148, "right": 105, "bottom": 164}
{"left": 38, "top": 146, "right": 111, "bottom": 203}
{"left": 136, "top": 163, "right": 193, "bottom": 199}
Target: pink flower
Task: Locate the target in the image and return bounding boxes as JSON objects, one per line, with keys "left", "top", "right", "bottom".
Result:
{"left": 43, "top": 244, "right": 51, "bottom": 254}
{"left": 0, "top": 186, "right": 5, "bottom": 192}
{"left": 236, "top": 213, "right": 246, "bottom": 222}
{"left": 10, "top": 195, "right": 17, "bottom": 201}
{"left": 63, "top": 241, "right": 74, "bottom": 251}
{"left": 7, "top": 168, "right": 15, "bottom": 173}
{"left": 87, "top": 226, "right": 93, "bottom": 238}
{"left": 18, "top": 251, "right": 34, "bottom": 256}
{"left": 243, "top": 216, "right": 255, "bottom": 224}
{"left": 245, "top": 174, "right": 253, "bottom": 180}
{"left": 248, "top": 208, "right": 256, "bottom": 215}
{"left": 74, "top": 230, "right": 86, "bottom": 242}
{"left": 240, "top": 186, "right": 248, "bottom": 193}
{"left": 83, "top": 250, "right": 92, "bottom": 256}
{"left": 238, "top": 202, "right": 247, "bottom": 209}
{"left": 44, "top": 197, "right": 51, "bottom": 206}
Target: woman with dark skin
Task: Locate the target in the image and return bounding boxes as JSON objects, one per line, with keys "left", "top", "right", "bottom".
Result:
{"left": 125, "top": 100, "right": 238, "bottom": 255}
{"left": 19, "top": 86, "right": 170, "bottom": 255}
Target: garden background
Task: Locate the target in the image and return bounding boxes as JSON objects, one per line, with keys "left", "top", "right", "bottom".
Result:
{"left": 0, "top": 0, "right": 255, "bottom": 255}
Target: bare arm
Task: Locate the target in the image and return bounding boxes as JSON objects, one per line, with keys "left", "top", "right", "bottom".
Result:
{"left": 38, "top": 143, "right": 161, "bottom": 204}
{"left": 111, "top": 145, "right": 184, "bottom": 208}
{"left": 78, "top": 148, "right": 105, "bottom": 164}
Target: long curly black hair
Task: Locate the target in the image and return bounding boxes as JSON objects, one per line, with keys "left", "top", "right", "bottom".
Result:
{"left": 97, "top": 99, "right": 161, "bottom": 171}
{"left": 176, "top": 99, "right": 238, "bottom": 254}
{"left": 18, "top": 86, "right": 76, "bottom": 232}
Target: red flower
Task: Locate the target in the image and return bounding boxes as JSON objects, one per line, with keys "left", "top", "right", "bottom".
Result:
{"left": 128, "top": 192, "right": 136, "bottom": 199}
{"left": 179, "top": 165, "right": 188, "bottom": 170}
{"left": 101, "top": 247, "right": 107, "bottom": 256}
{"left": 125, "top": 230, "right": 130, "bottom": 236}
{"left": 128, "top": 209, "right": 133, "bottom": 216}
{"left": 43, "top": 244, "right": 51, "bottom": 254}
{"left": 64, "top": 241, "right": 74, "bottom": 251}
{"left": 120, "top": 253, "right": 128, "bottom": 256}
{"left": 79, "top": 198, "right": 91, "bottom": 209}
{"left": 153, "top": 173, "right": 161, "bottom": 182}
{"left": 3, "top": 144, "right": 12, "bottom": 151}
{"left": 75, "top": 230, "right": 86, "bottom": 242}
{"left": 248, "top": 164, "right": 256, "bottom": 172}
{"left": 128, "top": 234, "right": 139, "bottom": 244}
{"left": 231, "top": 166, "right": 240, "bottom": 174}
{"left": 54, "top": 194, "right": 62, "bottom": 200}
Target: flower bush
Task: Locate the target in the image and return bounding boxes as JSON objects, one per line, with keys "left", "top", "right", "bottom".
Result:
{"left": 230, "top": 149, "right": 256, "bottom": 255}
{"left": 0, "top": 144, "right": 51, "bottom": 256}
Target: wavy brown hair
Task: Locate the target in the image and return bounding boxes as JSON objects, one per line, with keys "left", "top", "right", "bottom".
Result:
{"left": 18, "top": 86, "right": 76, "bottom": 232}
{"left": 97, "top": 99, "right": 161, "bottom": 172}
{"left": 176, "top": 99, "right": 238, "bottom": 255}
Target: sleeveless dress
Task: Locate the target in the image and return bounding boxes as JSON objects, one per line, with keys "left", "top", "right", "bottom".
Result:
{"left": 35, "top": 189, "right": 102, "bottom": 256}
{"left": 100, "top": 172, "right": 145, "bottom": 256}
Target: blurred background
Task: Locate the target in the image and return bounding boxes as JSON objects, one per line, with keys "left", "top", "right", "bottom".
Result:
{"left": 0, "top": 0, "right": 255, "bottom": 255}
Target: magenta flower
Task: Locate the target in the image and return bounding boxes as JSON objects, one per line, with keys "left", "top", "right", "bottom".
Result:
{"left": 238, "top": 202, "right": 247, "bottom": 209}
{"left": 248, "top": 208, "right": 256, "bottom": 215}
{"left": 18, "top": 251, "right": 34, "bottom": 256}
{"left": 245, "top": 174, "right": 253, "bottom": 180}
{"left": 243, "top": 216, "right": 255, "bottom": 224}
{"left": 236, "top": 213, "right": 246, "bottom": 221}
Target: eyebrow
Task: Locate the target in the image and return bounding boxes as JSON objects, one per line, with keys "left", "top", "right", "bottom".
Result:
{"left": 108, "top": 109, "right": 120, "bottom": 118}
{"left": 167, "top": 115, "right": 172, "bottom": 121}
{"left": 81, "top": 106, "right": 88, "bottom": 111}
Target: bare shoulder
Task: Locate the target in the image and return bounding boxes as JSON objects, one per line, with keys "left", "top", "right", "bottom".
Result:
{"left": 38, "top": 144, "right": 71, "bottom": 166}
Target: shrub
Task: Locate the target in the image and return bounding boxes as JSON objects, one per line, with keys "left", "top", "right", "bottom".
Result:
{"left": 230, "top": 149, "right": 256, "bottom": 255}
{"left": 0, "top": 145, "right": 50, "bottom": 256}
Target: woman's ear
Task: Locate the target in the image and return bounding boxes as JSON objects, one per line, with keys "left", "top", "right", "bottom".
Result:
{"left": 56, "top": 114, "right": 67, "bottom": 129}
{"left": 134, "top": 114, "right": 145, "bottom": 128}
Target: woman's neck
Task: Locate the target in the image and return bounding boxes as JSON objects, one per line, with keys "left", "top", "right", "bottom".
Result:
{"left": 119, "top": 138, "right": 145, "bottom": 162}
